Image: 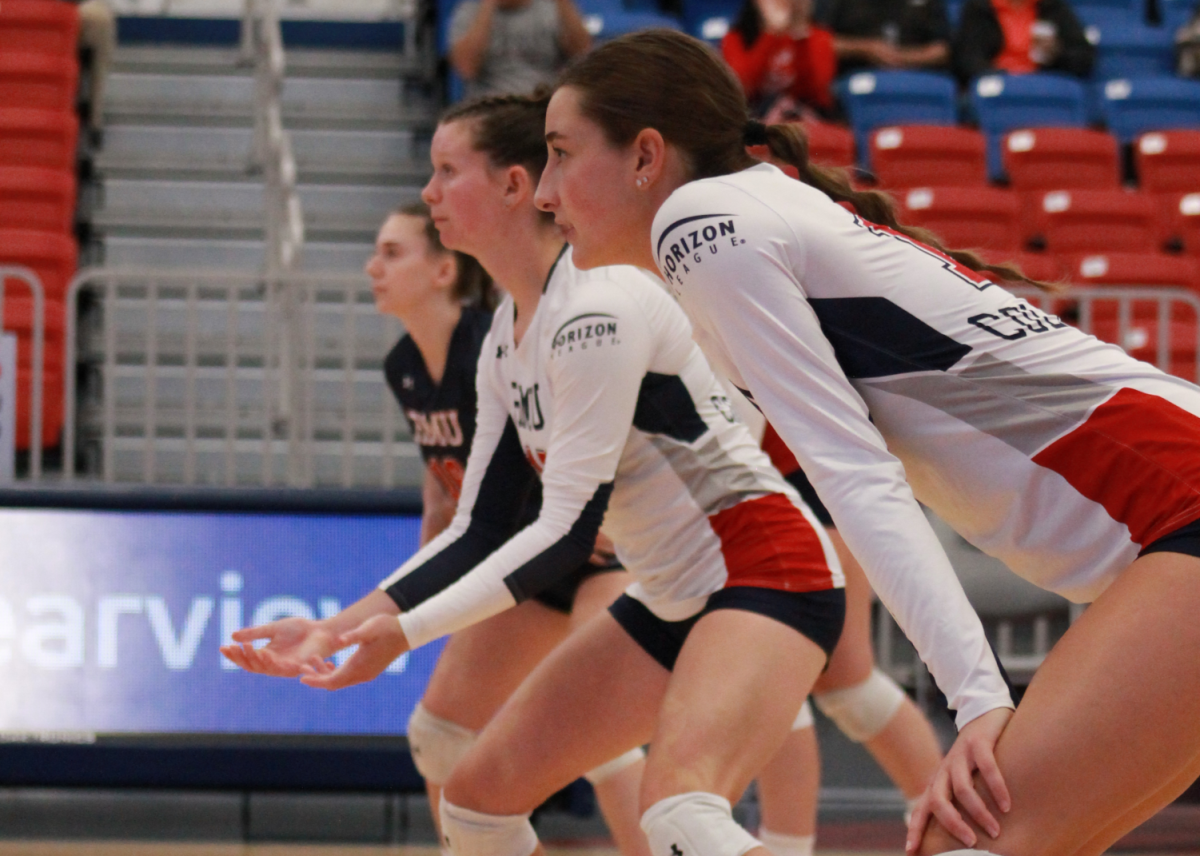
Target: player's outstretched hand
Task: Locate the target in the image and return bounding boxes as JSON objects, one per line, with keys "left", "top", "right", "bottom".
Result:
{"left": 220, "top": 618, "right": 339, "bottom": 678}
{"left": 906, "top": 706, "right": 1013, "bottom": 854}
{"left": 299, "top": 614, "right": 411, "bottom": 691}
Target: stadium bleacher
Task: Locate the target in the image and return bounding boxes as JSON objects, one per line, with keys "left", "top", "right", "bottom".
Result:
{"left": 4, "top": 0, "right": 1200, "bottom": 470}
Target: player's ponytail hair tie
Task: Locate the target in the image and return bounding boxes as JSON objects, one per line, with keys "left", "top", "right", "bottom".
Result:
{"left": 743, "top": 120, "right": 770, "bottom": 147}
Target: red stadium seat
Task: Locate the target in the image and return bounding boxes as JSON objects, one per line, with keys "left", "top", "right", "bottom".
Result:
{"left": 899, "top": 186, "right": 1022, "bottom": 252}
{"left": 0, "top": 108, "right": 79, "bottom": 171}
{"left": 0, "top": 228, "right": 77, "bottom": 300}
{"left": 801, "top": 119, "right": 856, "bottom": 170}
{"left": 0, "top": 0, "right": 79, "bottom": 56}
{"left": 870, "top": 125, "right": 987, "bottom": 189}
{"left": 1022, "top": 189, "right": 1162, "bottom": 254}
{"left": 1090, "top": 316, "right": 1200, "bottom": 380}
{"left": 982, "top": 250, "right": 1067, "bottom": 284}
{"left": 1065, "top": 253, "right": 1200, "bottom": 336}
{"left": 1003, "top": 128, "right": 1121, "bottom": 191}
{"left": 0, "top": 167, "right": 76, "bottom": 233}
{"left": 1134, "top": 131, "right": 1200, "bottom": 193}
{"left": 0, "top": 51, "right": 78, "bottom": 113}
{"left": 1157, "top": 192, "right": 1200, "bottom": 255}
{"left": 1065, "top": 252, "right": 1199, "bottom": 289}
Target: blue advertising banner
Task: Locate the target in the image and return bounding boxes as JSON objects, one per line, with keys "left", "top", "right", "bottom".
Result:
{"left": 0, "top": 508, "right": 440, "bottom": 736}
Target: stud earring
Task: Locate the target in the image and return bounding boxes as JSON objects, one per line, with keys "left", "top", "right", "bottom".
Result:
{"left": 636, "top": 176, "right": 648, "bottom": 188}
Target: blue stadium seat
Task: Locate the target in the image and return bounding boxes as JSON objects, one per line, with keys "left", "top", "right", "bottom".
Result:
{"left": 1159, "top": 0, "right": 1194, "bottom": 30}
{"left": 968, "top": 72, "right": 1088, "bottom": 179}
{"left": 587, "top": 8, "right": 681, "bottom": 39}
{"left": 1071, "top": 0, "right": 1143, "bottom": 15}
{"left": 946, "top": 0, "right": 965, "bottom": 28}
{"left": 680, "top": 0, "right": 738, "bottom": 43}
{"left": 834, "top": 70, "right": 957, "bottom": 166}
{"left": 1099, "top": 75, "right": 1200, "bottom": 141}
{"left": 1090, "top": 23, "right": 1177, "bottom": 79}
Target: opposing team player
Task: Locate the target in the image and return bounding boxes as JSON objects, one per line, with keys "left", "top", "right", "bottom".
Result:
{"left": 220, "top": 91, "right": 1000, "bottom": 856}
{"left": 367, "top": 201, "right": 646, "bottom": 855}
{"left": 536, "top": 28, "right": 1200, "bottom": 856}
{"left": 751, "top": 417, "right": 943, "bottom": 852}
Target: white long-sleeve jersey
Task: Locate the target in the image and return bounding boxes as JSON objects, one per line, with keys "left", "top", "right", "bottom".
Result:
{"left": 651, "top": 163, "right": 1200, "bottom": 727}
{"left": 381, "top": 246, "right": 842, "bottom": 651}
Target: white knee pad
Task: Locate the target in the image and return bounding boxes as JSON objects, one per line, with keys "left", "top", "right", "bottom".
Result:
{"left": 440, "top": 798, "right": 539, "bottom": 856}
{"left": 585, "top": 746, "right": 646, "bottom": 785}
{"left": 407, "top": 703, "right": 479, "bottom": 785}
{"left": 812, "top": 667, "right": 905, "bottom": 743}
{"left": 757, "top": 829, "right": 814, "bottom": 856}
{"left": 791, "top": 698, "right": 814, "bottom": 731}
{"left": 640, "top": 792, "right": 761, "bottom": 856}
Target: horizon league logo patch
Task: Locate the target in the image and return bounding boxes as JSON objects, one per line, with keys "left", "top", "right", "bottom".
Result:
{"left": 656, "top": 214, "right": 744, "bottom": 287}
{"left": 551, "top": 312, "right": 620, "bottom": 356}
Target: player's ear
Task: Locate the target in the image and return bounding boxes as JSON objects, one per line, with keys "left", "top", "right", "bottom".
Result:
{"left": 433, "top": 252, "right": 458, "bottom": 292}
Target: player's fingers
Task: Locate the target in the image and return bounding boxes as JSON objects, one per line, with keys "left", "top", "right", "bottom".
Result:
{"left": 220, "top": 644, "right": 252, "bottom": 672}
{"left": 254, "top": 647, "right": 301, "bottom": 677}
{"left": 975, "top": 747, "right": 1012, "bottom": 814}
{"left": 951, "top": 761, "right": 999, "bottom": 840}
{"left": 300, "top": 663, "right": 354, "bottom": 690}
{"left": 905, "top": 796, "right": 931, "bottom": 854}
{"left": 231, "top": 623, "right": 280, "bottom": 642}
{"left": 929, "top": 792, "right": 977, "bottom": 850}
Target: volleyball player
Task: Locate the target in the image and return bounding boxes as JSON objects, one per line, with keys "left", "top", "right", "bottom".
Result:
{"left": 534, "top": 29, "right": 1200, "bottom": 856}
{"left": 221, "top": 91, "right": 1009, "bottom": 856}
{"left": 367, "top": 202, "right": 646, "bottom": 855}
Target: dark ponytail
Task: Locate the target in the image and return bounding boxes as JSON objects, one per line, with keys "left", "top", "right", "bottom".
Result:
{"left": 395, "top": 201, "right": 497, "bottom": 311}
{"left": 558, "top": 29, "right": 1051, "bottom": 290}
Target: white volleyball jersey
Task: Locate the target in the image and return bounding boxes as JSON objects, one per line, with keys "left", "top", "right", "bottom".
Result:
{"left": 651, "top": 162, "right": 1200, "bottom": 726}
{"left": 381, "top": 246, "right": 842, "bottom": 651}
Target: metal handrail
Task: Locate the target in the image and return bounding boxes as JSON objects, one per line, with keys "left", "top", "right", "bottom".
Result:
{"left": 62, "top": 267, "right": 407, "bottom": 487}
{"left": 0, "top": 266, "right": 45, "bottom": 480}
{"left": 244, "top": 0, "right": 304, "bottom": 276}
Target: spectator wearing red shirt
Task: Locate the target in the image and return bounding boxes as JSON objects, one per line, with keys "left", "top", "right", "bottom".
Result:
{"left": 952, "top": 0, "right": 1094, "bottom": 84}
{"left": 722, "top": 0, "right": 837, "bottom": 119}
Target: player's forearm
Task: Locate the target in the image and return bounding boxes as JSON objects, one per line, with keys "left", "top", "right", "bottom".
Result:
{"left": 898, "top": 41, "right": 947, "bottom": 67}
{"left": 318, "top": 589, "right": 401, "bottom": 638}
{"left": 554, "top": 0, "right": 592, "bottom": 57}
{"left": 450, "top": 0, "right": 497, "bottom": 79}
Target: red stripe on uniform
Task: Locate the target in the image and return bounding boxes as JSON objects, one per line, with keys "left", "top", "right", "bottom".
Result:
{"left": 761, "top": 422, "right": 800, "bottom": 479}
{"left": 1032, "top": 387, "right": 1200, "bottom": 547}
{"left": 708, "top": 493, "right": 835, "bottom": 592}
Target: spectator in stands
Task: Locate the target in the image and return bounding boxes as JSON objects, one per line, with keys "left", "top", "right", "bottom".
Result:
{"left": 1175, "top": 4, "right": 1200, "bottom": 77}
{"left": 448, "top": 0, "right": 591, "bottom": 98}
{"left": 722, "top": 0, "right": 838, "bottom": 120}
{"left": 952, "top": 0, "right": 1094, "bottom": 84}
{"left": 72, "top": 0, "right": 116, "bottom": 136}
{"left": 817, "top": 0, "right": 951, "bottom": 76}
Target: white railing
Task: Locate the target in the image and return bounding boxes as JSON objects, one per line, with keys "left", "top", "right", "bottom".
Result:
{"left": 1016, "top": 285, "right": 1200, "bottom": 385}
{"left": 242, "top": 0, "right": 305, "bottom": 275}
{"left": 0, "top": 265, "right": 45, "bottom": 480}
{"left": 63, "top": 268, "right": 421, "bottom": 488}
